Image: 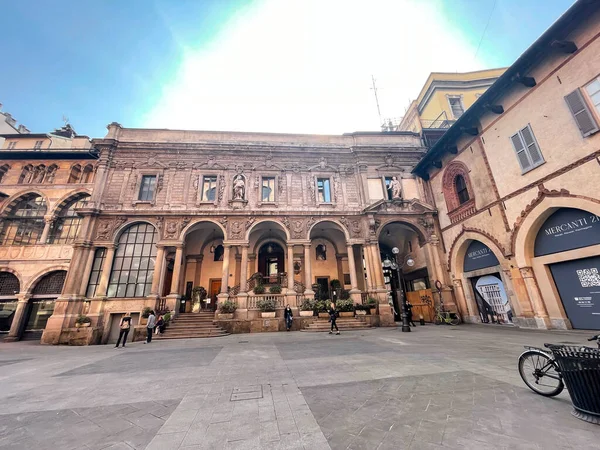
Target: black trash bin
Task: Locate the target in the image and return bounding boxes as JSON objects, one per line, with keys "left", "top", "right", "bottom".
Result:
{"left": 547, "top": 344, "right": 600, "bottom": 424}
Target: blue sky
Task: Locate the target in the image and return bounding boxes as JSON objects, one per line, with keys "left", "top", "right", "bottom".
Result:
{"left": 0, "top": 0, "right": 575, "bottom": 137}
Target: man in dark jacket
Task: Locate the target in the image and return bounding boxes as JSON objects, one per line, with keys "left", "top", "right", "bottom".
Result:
{"left": 328, "top": 302, "right": 340, "bottom": 335}
{"left": 284, "top": 305, "right": 293, "bottom": 331}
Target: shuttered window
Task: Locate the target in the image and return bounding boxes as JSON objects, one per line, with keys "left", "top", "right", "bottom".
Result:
{"left": 565, "top": 86, "right": 599, "bottom": 137}
{"left": 510, "top": 125, "right": 545, "bottom": 174}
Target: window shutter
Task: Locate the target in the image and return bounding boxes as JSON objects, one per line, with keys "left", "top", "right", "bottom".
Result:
{"left": 510, "top": 132, "right": 531, "bottom": 171}
{"left": 565, "top": 89, "right": 599, "bottom": 137}
{"left": 520, "top": 125, "right": 544, "bottom": 165}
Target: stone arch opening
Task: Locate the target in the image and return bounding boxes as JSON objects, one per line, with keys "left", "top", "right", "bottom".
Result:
{"left": 23, "top": 270, "right": 67, "bottom": 340}
{"left": 0, "top": 271, "right": 21, "bottom": 334}
{"left": 0, "top": 193, "right": 48, "bottom": 246}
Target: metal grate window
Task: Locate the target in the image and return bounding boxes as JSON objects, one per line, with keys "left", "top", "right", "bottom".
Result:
{"left": 49, "top": 195, "right": 90, "bottom": 244}
{"left": 107, "top": 223, "right": 158, "bottom": 298}
{"left": 0, "top": 194, "right": 47, "bottom": 246}
{"left": 86, "top": 248, "right": 106, "bottom": 298}
{"left": 32, "top": 271, "right": 67, "bottom": 296}
{"left": 0, "top": 273, "right": 20, "bottom": 296}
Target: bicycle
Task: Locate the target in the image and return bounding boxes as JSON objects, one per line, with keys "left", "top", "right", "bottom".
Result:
{"left": 518, "top": 334, "right": 600, "bottom": 396}
{"left": 433, "top": 307, "right": 460, "bottom": 326}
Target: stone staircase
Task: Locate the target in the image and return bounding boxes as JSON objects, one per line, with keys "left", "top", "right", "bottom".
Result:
{"left": 302, "top": 317, "right": 372, "bottom": 332}
{"left": 156, "top": 311, "right": 229, "bottom": 340}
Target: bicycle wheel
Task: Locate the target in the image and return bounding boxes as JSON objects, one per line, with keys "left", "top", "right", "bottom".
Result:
{"left": 449, "top": 315, "right": 460, "bottom": 326}
{"left": 434, "top": 314, "right": 443, "bottom": 325}
{"left": 518, "top": 350, "right": 564, "bottom": 397}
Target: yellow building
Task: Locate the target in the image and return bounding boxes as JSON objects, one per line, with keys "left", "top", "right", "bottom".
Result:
{"left": 398, "top": 68, "right": 506, "bottom": 146}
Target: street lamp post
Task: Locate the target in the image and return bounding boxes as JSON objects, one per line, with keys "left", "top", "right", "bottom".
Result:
{"left": 384, "top": 247, "right": 415, "bottom": 333}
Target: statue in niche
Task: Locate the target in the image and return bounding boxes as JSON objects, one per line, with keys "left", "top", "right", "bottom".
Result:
{"left": 388, "top": 176, "right": 402, "bottom": 199}
{"left": 316, "top": 244, "right": 327, "bottom": 261}
{"left": 233, "top": 175, "right": 246, "bottom": 200}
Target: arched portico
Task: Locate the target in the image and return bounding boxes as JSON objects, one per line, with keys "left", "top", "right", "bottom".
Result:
{"left": 513, "top": 195, "right": 600, "bottom": 330}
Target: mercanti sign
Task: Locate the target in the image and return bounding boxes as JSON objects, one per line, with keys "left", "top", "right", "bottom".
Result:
{"left": 463, "top": 240, "right": 500, "bottom": 272}
{"left": 534, "top": 208, "right": 600, "bottom": 257}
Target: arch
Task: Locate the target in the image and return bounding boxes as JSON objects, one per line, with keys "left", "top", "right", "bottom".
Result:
{"left": 246, "top": 219, "right": 290, "bottom": 241}
{"left": 441, "top": 161, "right": 474, "bottom": 212}
{"left": 112, "top": 219, "right": 156, "bottom": 243}
{"left": 376, "top": 218, "right": 428, "bottom": 247}
{"left": 68, "top": 164, "right": 82, "bottom": 184}
{"left": 307, "top": 219, "right": 350, "bottom": 241}
{"left": 513, "top": 193, "right": 600, "bottom": 267}
{"left": 82, "top": 164, "right": 95, "bottom": 183}
{"left": 252, "top": 235, "right": 288, "bottom": 256}
{"left": 0, "top": 164, "right": 10, "bottom": 184}
{"left": 49, "top": 189, "right": 93, "bottom": 217}
{"left": 0, "top": 193, "right": 48, "bottom": 246}
{"left": 49, "top": 193, "right": 91, "bottom": 244}
{"left": 448, "top": 229, "right": 508, "bottom": 276}
{"left": 180, "top": 218, "right": 227, "bottom": 241}
{"left": 0, "top": 189, "right": 49, "bottom": 216}
{"left": 18, "top": 164, "right": 33, "bottom": 184}
{"left": 0, "top": 268, "right": 23, "bottom": 295}
{"left": 25, "top": 265, "right": 69, "bottom": 294}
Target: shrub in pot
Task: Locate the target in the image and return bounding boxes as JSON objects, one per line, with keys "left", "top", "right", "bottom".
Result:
{"left": 75, "top": 314, "right": 91, "bottom": 328}
{"left": 253, "top": 284, "right": 266, "bottom": 294}
{"left": 355, "top": 303, "right": 367, "bottom": 315}
{"left": 218, "top": 300, "right": 237, "bottom": 319}
{"left": 269, "top": 284, "right": 282, "bottom": 294}
{"left": 337, "top": 299, "right": 355, "bottom": 317}
{"left": 257, "top": 297, "right": 277, "bottom": 318}
{"left": 141, "top": 307, "right": 152, "bottom": 319}
{"left": 314, "top": 300, "right": 330, "bottom": 318}
{"left": 300, "top": 299, "right": 314, "bottom": 316}
{"left": 366, "top": 297, "right": 378, "bottom": 314}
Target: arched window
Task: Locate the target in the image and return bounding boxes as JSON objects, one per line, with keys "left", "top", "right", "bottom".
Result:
{"left": 82, "top": 164, "right": 94, "bottom": 183}
{"left": 46, "top": 164, "right": 58, "bottom": 184}
{"left": 0, "top": 272, "right": 20, "bottom": 332}
{"left": 455, "top": 175, "right": 470, "bottom": 205}
{"left": 18, "top": 165, "right": 33, "bottom": 184}
{"left": 33, "top": 165, "right": 46, "bottom": 184}
{"left": 68, "top": 164, "right": 82, "bottom": 184}
{"left": 0, "top": 194, "right": 47, "bottom": 245}
{"left": 0, "top": 165, "right": 9, "bottom": 184}
{"left": 107, "top": 223, "right": 158, "bottom": 298}
{"left": 0, "top": 272, "right": 20, "bottom": 296}
{"left": 49, "top": 194, "right": 90, "bottom": 244}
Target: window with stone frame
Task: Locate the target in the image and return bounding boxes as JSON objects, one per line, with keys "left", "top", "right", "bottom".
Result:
{"left": 49, "top": 194, "right": 90, "bottom": 244}
{"left": 0, "top": 193, "right": 47, "bottom": 245}
{"left": 86, "top": 248, "right": 106, "bottom": 298}
{"left": 201, "top": 175, "right": 218, "bottom": 202}
{"left": 261, "top": 176, "right": 276, "bottom": 202}
{"left": 447, "top": 96, "right": 465, "bottom": 119}
{"left": 316, "top": 177, "right": 331, "bottom": 203}
{"left": 441, "top": 162, "right": 475, "bottom": 223}
{"left": 138, "top": 175, "right": 157, "bottom": 201}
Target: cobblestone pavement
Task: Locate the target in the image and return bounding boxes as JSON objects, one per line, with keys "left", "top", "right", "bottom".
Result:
{"left": 1, "top": 324, "right": 599, "bottom": 449}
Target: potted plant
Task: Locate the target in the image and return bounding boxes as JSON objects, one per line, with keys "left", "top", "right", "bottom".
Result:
{"left": 366, "top": 297, "right": 378, "bottom": 315}
{"left": 355, "top": 303, "right": 367, "bottom": 316}
{"left": 253, "top": 284, "right": 266, "bottom": 295}
{"left": 315, "top": 300, "right": 330, "bottom": 319}
{"left": 218, "top": 301, "right": 237, "bottom": 319}
{"left": 257, "top": 297, "right": 277, "bottom": 318}
{"left": 269, "top": 284, "right": 282, "bottom": 294}
{"left": 337, "top": 299, "right": 355, "bottom": 317}
{"left": 163, "top": 311, "right": 172, "bottom": 327}
{"left": 75, "top": 314, "right": 91, "bottom": 328}
{"left": 299, "top": 299, "right": 314, "bottom": 317}
{"left": 140, "top": 306, "right": 152, "bottom": 325}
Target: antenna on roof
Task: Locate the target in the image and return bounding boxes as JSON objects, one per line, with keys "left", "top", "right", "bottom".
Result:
{"left": 370, "top": 75, "right": 383, "bottom": 127}
{"left": 62, "top": 115, "right": 70, "bottom": 126}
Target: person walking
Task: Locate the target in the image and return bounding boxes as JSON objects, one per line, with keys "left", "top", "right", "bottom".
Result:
{"left": 145, "top": 310, "right": 156, "bottom": 343}
{"left": 115, "top": 312, "right": 132, "bottom": 348}
{"left": 155, "top": 315, "right": 164, "bottom": 335}
{"left": 328, "top": 302, "right": 340, "bottom": 335}
{"left": 284, "top": 305, "right": 293, "bottom": 331}
{"left": 406, "top": 301, "right": 416, "bottom": 327}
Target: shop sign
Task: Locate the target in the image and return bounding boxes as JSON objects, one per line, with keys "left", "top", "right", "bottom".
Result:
{"left": 535, "top": 208, "right": 600, "bottom": 257}
{"left": 463, "top": 240, "right": 500, "bottom": 272}
{"left": 549, "top": 255, "right": 600, "bottom": 330}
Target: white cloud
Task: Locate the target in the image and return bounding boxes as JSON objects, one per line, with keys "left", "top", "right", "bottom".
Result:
{"left": 142, "top": 0, "right": 484, "bottom": 134}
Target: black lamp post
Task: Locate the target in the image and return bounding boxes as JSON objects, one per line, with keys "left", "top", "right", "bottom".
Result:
{"left": 384, "top": 247, "right": 415, "bottom": 333}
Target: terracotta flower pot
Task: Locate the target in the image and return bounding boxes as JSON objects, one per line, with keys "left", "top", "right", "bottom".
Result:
{"left": 356, "top": 310, "right": 367, "bottom": 316}
{"left": 299, "top": 310, "right": 313, "bottom": 317}
{"left": 340, "top": 311, "right": 354, "bottom": 317}
{"left": 218, "top": 313, "right": 234, "bottom": 319}
{"left": 261, "top": 312, "right": 276, "bottom": 318}
{"left": 318, "top": 312, "right": 329, "bottom": 319}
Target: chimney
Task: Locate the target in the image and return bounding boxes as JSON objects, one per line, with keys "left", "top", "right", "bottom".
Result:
{"left": 18, "top": 125, "right": 30, "bottom": 134}
{"left": 4, "top": 113, "right": 16, "bottom": 127}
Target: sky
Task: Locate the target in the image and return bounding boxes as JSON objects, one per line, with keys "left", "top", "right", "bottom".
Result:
{"left": 0, "top": 0, "right": 575, "bottom": 138}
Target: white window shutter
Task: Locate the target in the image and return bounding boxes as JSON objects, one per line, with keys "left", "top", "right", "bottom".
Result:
{"left": 565, "top": 89, "right": 599, "bottom": 137}
{"left": 520, "top": 125, "right": 544, "bottom": 165}
{"left": 510, "top": 132, "right": 531, "bottom": 171}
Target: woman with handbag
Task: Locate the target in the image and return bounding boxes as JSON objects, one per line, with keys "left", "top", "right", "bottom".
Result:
{"left": 328, "top": 302, "right": 340, "bottom": 335}
{"left": 115, "top": 312, "right": 132, "bottom": 348}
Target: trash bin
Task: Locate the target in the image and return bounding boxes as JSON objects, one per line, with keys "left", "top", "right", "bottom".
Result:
{"left": 547, "top": 344, "right": 600, "bottom": 424}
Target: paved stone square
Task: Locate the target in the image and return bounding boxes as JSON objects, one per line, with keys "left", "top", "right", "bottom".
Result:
{"left": 1, "top": 325, "right": 599, "bottom": 449}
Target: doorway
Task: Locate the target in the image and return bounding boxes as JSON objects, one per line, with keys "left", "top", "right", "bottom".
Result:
{"left": 258, "top": 243, "right": 284, "bottom": 284}
{"left": 315, "top": 277, "right": 330, "bottom": 300}
{"left": 208, "top": 279, "right": 221, "bottom": 311}
{"left": 469, "top": 273, "right": 513, "bottom": 324}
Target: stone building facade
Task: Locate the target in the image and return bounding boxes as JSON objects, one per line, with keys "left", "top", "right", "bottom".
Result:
{"left": 1, "top": 122, "right": 454, "bottom": 344}
{"left": 413, "top": 0, "right": 600, "bottom": 330}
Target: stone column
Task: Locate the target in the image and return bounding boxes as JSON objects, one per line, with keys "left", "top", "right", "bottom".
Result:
{"left": 219, "top": 244, "right": 231, "bottom": 295}
{"left": 286, "top": 244, "right": 295, "bottom": 291}
{"left": 79, "top": 247, "right": 97, "bottom": 296}
{"left": 169, "top": 245, "right": 184, "bottom": 295}
{"left": 303, "top": 243, "right": 314, "bottom": 297}
{"left": 5, "top": 294, "right": 30, "bottom": 341}
{"left": 370, "top": 244, "right": 385, "bottom": 290}
{"left": 452, "top": 279, "right": 476, "bottom": 322}
{"left": 40, "top": 215, "right": 55, "bottom": 244}
{"left": 519, "top": 267, "right": 551, "bottom": 329}
{"left": 239, "top": 245, "right": 250, "bottom": 293}
{"left": 149, "top": 245, "right": 166, "bottom": 297}
{"left": 347, "top": 244, "right": 361, "bottom": 302}
{"left": 95, "top": 245, "right": 115, "bottom": 298}
{"left": 363, "top": 245, "right": 374, "bottom": 292}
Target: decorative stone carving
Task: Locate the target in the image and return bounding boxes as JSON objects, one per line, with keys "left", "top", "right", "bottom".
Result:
{"left": 418, "top": 217, "right": 434, "bottom": 232}
{"left": 219, "top": 216, "right": 228, "bottom": 227}
{"left": 233, "top": 174, "right": 246, "bottom": 200}
{"left": 387, "top": 176, "right": 402, "bottom": 199}
{"left": 281, "top": 217, "right": 290, "bottom": 230}
{"left": 157, "top": 174, "right": 164, "bottom": 192}
{"left": 246, "top": 216, "right": 255, "bottom": 229}
{"left": 230, "top": 220, "right": 245, "bottom": 239}
{"left": 130, "top": 173, "right": 138, "bottom": 191}
{"left": 164, "top": 220, "right": 179, "bottom": 239}
{"left": 95, "top": 219, "right": 112, "bottom": 240}
{"left": 307, "top": 175, "right": 315, "bottom": 202}
{"left": 333, "top": 175, "right": 340, "bottom": 204}
{"left": 217, "top": 175, "right": 226, "bottom": 203}
{"left": 278, "top": 176, "right": 285, "bottom": 197}
{"left": 155, "top": 216, "right": 164, "bottom": 233}
{"left": 349, "top": 219, "right": 363, "bottom": 238}
{"left": 291, "top": 219, "right": 305, "bottom": 239}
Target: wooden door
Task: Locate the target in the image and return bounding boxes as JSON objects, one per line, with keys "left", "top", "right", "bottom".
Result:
{"left": 406, "top": 289, "right": 434, "bottom": 322}
{"left": 209, "top": 279, "right": 221, "bottom": 310}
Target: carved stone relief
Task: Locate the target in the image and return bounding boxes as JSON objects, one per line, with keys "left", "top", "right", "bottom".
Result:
{"left": 95, "top": 216, "right": 128, "bottom": 240}
{"left": 307, "top": 175, "right": 315, "bottom": 202}
{"left": 217, "top": 175, "right": 226, "bottom": 203}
